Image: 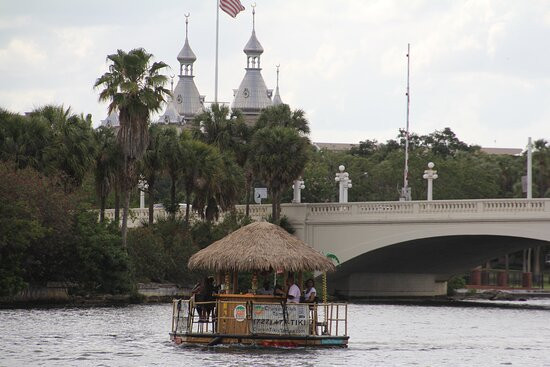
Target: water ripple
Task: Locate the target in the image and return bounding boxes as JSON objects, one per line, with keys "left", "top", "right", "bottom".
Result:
{"left": 1, "top": 303, "right": 550, "bottom": 366}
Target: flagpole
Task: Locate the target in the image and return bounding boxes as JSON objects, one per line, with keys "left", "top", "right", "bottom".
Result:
{"left": 214, "top": 0, "right": 220, "bottom": 104}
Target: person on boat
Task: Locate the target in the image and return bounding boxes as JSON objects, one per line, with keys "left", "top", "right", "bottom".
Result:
{"left": 273, "top": 283, "right": 285, "bottom": 297}
{"left": 200, "top": 277, "right": 216, "bottom": 322}
{"left": 302, "top": 279, "right": 317, "bottom": 303}
{"left": 286, "top": 274, "right": 301, "bottom": 303}
{"left": 256, "top": 280, "right": 274, "bottom": 295}
{"left": 191, "top": 279, "right": 203, "bottom": 320}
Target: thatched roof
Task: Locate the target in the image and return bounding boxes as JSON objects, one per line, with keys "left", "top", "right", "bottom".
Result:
{"left": 188, "top": 222, "right": 336, "bottom": 273}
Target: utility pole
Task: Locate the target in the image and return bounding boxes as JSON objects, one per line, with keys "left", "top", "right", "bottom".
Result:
{"left": 527, "top": 137, "right": 533, "bottom": 199}
{"left": 401, "top": 43, "right": 411, "bottom": 201}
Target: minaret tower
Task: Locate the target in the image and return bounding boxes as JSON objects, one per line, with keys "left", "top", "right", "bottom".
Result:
{"left": 172, "top": 14, "right": 205, "bottom": 125}
{"left": 232, "top": 5, "right": 273, "bottom": 125}
{"left": 272, "top": 64, "right": 283, "bottom": 106}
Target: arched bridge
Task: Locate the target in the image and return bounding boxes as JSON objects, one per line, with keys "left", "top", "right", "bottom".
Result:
{"left": 107, "top": 198, "right": 550, "bottom": 297}
{"left": 245, "top": 199, "right": 550, "bottom": 297}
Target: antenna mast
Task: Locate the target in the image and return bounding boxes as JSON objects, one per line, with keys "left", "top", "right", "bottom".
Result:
{"left": 401, "top": 43, "right": 411, "bottom": 201}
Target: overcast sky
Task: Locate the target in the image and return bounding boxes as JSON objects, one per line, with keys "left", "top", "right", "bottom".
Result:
{"left": 1, "top": 0, "right": 550, "bottom": 148}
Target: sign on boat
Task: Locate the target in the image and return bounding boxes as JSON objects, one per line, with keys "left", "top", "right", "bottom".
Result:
{"left": 169, "top": 222, "right": 349, "bottom": 347}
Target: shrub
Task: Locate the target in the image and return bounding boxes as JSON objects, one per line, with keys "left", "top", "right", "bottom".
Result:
{"left": 447, "top": 275, "right": 466, "bottom": 295}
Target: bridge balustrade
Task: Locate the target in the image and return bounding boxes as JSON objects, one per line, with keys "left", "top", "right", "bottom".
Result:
{"left": 103, "top": 198, "right": 550, "bottom": 227}
{"left": 483, "top": 200, "right": 545, "bottom": 212}
{"left": 418, "top": 201, "right": 477, "bottom": 213}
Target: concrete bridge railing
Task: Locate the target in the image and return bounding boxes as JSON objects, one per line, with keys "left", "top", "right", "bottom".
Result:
{"left": 102, "top": 198, "right": 550, "bottom": 228}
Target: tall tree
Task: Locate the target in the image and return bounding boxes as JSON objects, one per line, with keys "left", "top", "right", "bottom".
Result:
{"left": 251, "top": 104, "right": 311, "bottom": 222}
{"left": 160, "top": 128, "right": 182, "bottom": 219}
{"left": 140, "top": 124, "right": 164, "bottom": 225}
{"left": 192, "top": 103, "right": 247, "bottom": 152}
{"left": 0, "top": 109, "right": 51, "bottom": 170}
{"left": 250, "top": 126, "right": 310, "bottom": 222}
{"left": 93, "top": 127, "right": 120, "bottom": 223}
{"left": 256, "top": 104, "right": 310, "bottom": 134}
{"left": 180, "top": 138, "right": 224, "bottom": 225}
{"left": 30, "top": 105, "right": 96, "bottom": 192}
{"left": 95, "top": 48, "right": 170, "bottom": 247}
{"left": 192, "top": 103, "right": 248, "bottom": 218}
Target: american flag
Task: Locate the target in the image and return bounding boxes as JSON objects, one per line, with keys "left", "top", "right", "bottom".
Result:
{"left": 219, "top": 0, "right": 245, "bottom": 18}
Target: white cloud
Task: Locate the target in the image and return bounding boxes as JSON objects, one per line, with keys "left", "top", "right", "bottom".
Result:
{"left": 0, "top": 38, "right": 46, "bottom": 69}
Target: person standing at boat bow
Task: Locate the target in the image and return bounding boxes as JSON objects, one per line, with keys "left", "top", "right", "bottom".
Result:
{"left": 286, "top": 274, "right": 301, "bottom": 304}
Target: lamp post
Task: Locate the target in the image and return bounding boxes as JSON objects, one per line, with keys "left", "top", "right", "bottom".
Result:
{"left": 335, "top": 165, "right": 352, "bottom": 203}
{"left": 137, "top": 177, "right": 148, "bottom": 209}
{"left": 422, "top": 162, "right": 438, "bottom": 201}
{"left": 292, "top": 178, "right": 305, "bottom": 203}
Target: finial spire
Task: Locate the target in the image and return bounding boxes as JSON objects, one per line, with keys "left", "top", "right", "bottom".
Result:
{"left": 185, "top": 13, "right": 190, "bottom": 39}
{"left": 252, "top": 3, "right": 256, "bottom": 30}
{"left": 272, "top": 64, "right": 283, "bottom": 106}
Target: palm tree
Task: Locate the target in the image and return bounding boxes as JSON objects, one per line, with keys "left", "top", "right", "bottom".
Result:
{"left": 93, "top": 127, "right": 121, "bottom": 223}
{"left": 140, "top": 124, "right": 164, "bottom": 225}
{"left": 192, "top": 153, "right": 244, "bottom": 221}
{"left": 30, "top": 105, "right": 96, "bottom": 192}
{"left": 192, "top": 104, "right": 250, "bottom": 215}
{"left": 0, "top": 108, "right": 51, "bottom": 171}
{"left": 192, "top": 103, "right": 247, "bottom": 152}
{"left": 180, "top": 138, "right": 224, "bottom": 225}
{"left": 160, "top": 128, "right": 182, "bottom": 219}
{"left": 256, "top": 104, "right": 310, "bottom": 135}
{"left": 250, "top": 126, "right": 310, "bottom": 222}
{"left": 95, "top": 48, "right": 170, "bottom": 247}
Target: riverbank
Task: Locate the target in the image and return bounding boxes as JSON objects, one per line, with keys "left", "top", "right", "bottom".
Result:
{"left": 0, "top": 282, "right": 190, "bottom": 309}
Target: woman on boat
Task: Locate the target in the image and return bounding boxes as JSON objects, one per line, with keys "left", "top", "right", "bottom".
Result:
{"left": 286, "top": 274, "right": 301, "bottom": 303}
{"left": 303, "top": 278, "right": 317, "bottom": 303}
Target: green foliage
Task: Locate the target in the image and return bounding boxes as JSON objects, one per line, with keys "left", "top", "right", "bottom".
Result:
{"left": 70, "top": 210, "right": 131, "bottom": 293}
{"left": 0, "top": 162, "right": 130, "bottom": 296}
{"left": 127, "top": 211, "right": 252, "bottom": 286}
{"left": 0, "top": 105, "right": 96, "bottom": 193}
{"left": 303, "top": 128, "right": 530, "bottom": 202}
{"left": 447, "top": 275, "right": 467, "bottom": 295}
{"left": 128, "top": 218, "right": 198, "bottom": 284}
{"left": 267, "top": 215, "right": 296, "bottom": 234}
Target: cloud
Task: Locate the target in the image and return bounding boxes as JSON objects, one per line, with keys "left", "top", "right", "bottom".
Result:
{"left": 0, "top": 38, "right": 46, "bottom": 69}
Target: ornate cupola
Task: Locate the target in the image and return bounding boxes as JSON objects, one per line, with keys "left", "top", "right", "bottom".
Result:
{"left": 272, "top": 64, "right": 283, "bottom": 106}
{"left": 157, "top": 77, "right": 183, "bottom": 125}
{"left": 232, "top": 6, "right": 272, "bottom": 124}
{"left": 172, "top": 14, "right": 205, "bottom": 123}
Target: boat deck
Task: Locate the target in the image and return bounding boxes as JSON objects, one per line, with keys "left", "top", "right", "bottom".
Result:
{"left": 170, "top": 295, "right": 349, "bottom": 347}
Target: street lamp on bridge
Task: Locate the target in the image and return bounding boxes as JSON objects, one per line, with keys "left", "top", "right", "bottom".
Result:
{"left": 422, "top": 162, "right": 438, "bottom": 201}
{"left": 335, "top": 165, "right": 352, "bottom": 203}
{"left": 292, "top": 178, "right": 305, "bottom": 203}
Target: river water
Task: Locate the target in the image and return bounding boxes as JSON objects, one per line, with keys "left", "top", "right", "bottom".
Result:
{"left": 1, "top": 301, "right": 550, "bottom": 366}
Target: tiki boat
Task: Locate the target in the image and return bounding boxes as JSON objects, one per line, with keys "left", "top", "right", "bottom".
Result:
{"left": 170, "top": 222, "right": 349, "bottom": 347}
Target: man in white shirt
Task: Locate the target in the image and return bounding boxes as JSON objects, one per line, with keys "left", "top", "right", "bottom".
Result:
{"left": 286, "top": 275, "right": 301, "bottom": 303}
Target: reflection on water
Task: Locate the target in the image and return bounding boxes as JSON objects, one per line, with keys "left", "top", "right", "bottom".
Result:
{"left": 1, "top": 302, "right": 550, "bottom": 366}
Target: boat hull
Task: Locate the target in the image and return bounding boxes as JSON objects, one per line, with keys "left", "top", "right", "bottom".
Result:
{"left": 170, "top": 332, "right": 349, "bottom": 347}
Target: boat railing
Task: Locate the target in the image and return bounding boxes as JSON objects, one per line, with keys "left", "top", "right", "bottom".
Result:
{"left": 172, "top": 299, "right": 348, "bottom": 337}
